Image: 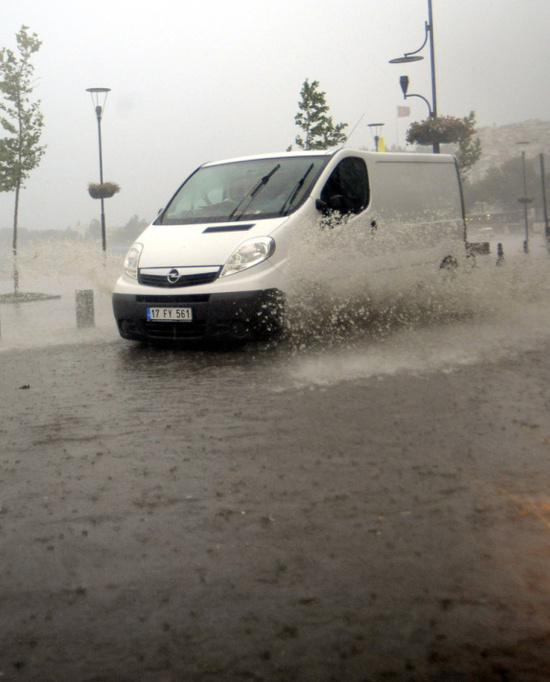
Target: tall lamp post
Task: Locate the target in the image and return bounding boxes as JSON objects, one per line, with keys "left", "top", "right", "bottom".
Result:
{"left": 86, "top": 87, "right": 111, "bottom": 252}
{"left": 540, "top": 153, "right": 550, "bottom": 247}
{"left": 517, "top": 140, "right": 532, "bottom": 254}
{"left": 368, "top": 123, "right": 385, "bottom": 151}
{"left": 389, "top": 0, "right": 439, "bottom": 153}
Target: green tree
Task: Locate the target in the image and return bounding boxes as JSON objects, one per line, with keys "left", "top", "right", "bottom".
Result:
{"left": 85, "top": 218, "right": 101, "bottom": 242}
{"left": 117, "top": 214, "right": 149, "bottom": 243}
{"left": 463, "top": 155, "right": 548, "bottom": 213}
{"left": 453, "top": 112, "right": 482, "bottom": 182}
{"left": 0, "top": 25, "right": 46, "bottom": 293}
{"left": 292, "top": 79, "right": 347, "bottom": 150}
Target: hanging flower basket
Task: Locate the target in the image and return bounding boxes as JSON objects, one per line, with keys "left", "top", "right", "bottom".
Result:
{"left": 411, "top": 130, "right": 457, "bottom": 146}
{"left": 406, "top": 115, "right": 474, "bottom": 147}
{"left": 88, "top": 182, "right": 121, "bottom": 199}
{"left": 410, "top": 132, "right": 439, "bottom": 146}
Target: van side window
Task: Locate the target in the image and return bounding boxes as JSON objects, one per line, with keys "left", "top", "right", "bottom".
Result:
{"left": 320, "top": 157, "right": 369, "bottom": 215}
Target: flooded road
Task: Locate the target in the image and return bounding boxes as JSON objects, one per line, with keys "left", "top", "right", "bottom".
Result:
{"left": 1, "top": 237, "right": 550, "bottom": 681}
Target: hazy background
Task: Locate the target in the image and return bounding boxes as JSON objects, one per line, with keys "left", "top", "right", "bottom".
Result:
{"left": 0, "top": 0, "right": 549, "bottom": 234}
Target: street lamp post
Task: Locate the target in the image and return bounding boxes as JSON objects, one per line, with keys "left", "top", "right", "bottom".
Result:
{"left": 368, "top": 123, "right": 385, "bottom": 152}
{"left": 517, "top": 141, "right": 532, "bottom": 254}
{"left": 86, "top": 87, "right": 111, "bottom": 252}
{"left": 389, "top": 0, "right": 439, "bottom": 153}
{"left": 540, "top": 153, "right": 550, "bottom": 246}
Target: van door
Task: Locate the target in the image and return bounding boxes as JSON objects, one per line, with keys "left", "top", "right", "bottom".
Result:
{"left": 318, "top": 156, "right": 370, "bottom": 219}
{"left": 307, "top": 156, "right": 378, "bottom": 295}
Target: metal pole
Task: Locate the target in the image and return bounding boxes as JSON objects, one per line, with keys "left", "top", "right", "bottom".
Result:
{"left": 521, "top": 151, "right": 529, "bottom": 253}
{"left": 540, "top": 153, "right": 549, "bottom": 245}
{"left": 427, "top": 0, "right": 437, "bottom": 118}
{"left": 427, "top": 0, "right": 439, "bottom": 153}
{"left": 95, "top": 106, "right": 107, "bottom": 253}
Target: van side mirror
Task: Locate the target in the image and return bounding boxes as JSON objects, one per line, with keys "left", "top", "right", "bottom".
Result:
{"left": 316, "top": 196, "right": 349, "bottom": 213}
{"left": 327, "top": 195, "right": 349, "bottom": 212}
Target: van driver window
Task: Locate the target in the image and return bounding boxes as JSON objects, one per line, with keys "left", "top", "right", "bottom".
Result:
{"left": 320, "top": 157, "right": 369, "bottom": 214}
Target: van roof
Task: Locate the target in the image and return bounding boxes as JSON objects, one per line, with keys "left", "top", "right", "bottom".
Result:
{"left": 202, "top": 149, "right": 336, "bottom": 167}
{"left": 201, "top": 148, "right": 456, "bottom": 167}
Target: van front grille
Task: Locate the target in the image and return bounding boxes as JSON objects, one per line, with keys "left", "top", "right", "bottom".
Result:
{"left": 136, "top": 294, "right": 210, "bottom": 304}
{"left": 138, "top": 271, "right": 219, "bottom": 288}
{"left": 142, "top": 320, "right": 209, "bottom": 339}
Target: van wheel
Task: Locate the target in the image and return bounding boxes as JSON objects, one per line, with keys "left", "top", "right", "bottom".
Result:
{"left": 219, "top": 335, "right": 249, "bottom": 350}
{"left": 439, "top": 255, "right": 458, "bottom": 271}
{"left": 254, "top": 292, "right": 285, "bottom": 341}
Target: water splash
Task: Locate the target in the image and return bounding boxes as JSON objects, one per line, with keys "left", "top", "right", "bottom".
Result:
{"left": 280, "top": 219, "right": 550, "bottom": 387}
{"left": 1, "top": 230, "right": 549, "bottom": 391}
{"left": 0, "top": 239, "right": 124, "bottom": 296}
{"left": 0, "top": 240, "right": 124, "bottom": 351}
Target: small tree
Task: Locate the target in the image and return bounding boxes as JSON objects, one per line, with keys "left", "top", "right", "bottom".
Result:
{"left": 464, "top": 155, "right": 545, "bottom": 213}
{"left": 118, "top": 214, "right": 149, "bottom": 242}
{"left": 453, "top": 112, "right": 482, "bottom": 182}
{"left": 0, "top": 25, "right": 46, "bottom": 293}
{"left": 292, "top": 79, "right": 347, "bottom": 150}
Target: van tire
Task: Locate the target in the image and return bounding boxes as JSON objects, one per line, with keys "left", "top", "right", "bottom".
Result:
{"left": 253, "top": 291, "right": 285, "bottom": 341}
{"left": 439, "top": 255, "right": 459, "bottom": 271}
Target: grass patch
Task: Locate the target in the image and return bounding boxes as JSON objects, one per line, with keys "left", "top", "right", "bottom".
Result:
{"left": 0, "top": 292, "right": 61, "bottom": 304}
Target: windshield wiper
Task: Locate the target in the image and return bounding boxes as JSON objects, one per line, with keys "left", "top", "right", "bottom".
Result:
{"left": 229, "top": 164, "right": 281, "bottom": 221}
{"left": 279, "top": 163, "right": 314, "bottom": 216}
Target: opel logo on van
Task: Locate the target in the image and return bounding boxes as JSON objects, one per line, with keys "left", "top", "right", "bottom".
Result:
{"left": 167, "top": 269, "right": 180, "bottom": 284}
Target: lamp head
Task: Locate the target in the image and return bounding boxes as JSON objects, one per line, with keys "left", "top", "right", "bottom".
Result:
{"left": 389, "top": 55, "right": 424, "bottom": 64}
{"left": 86, "top": 87, "right": 111, "bottom": 119}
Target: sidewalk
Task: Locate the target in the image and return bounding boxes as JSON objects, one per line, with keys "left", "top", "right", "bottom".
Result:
{"left": 0, "top": 279, "right": 120, "bottom": 351}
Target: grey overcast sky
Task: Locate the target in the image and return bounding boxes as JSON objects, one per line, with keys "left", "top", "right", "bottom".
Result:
{"left": 1, "top": 0, "right": 549, "bottom": 233}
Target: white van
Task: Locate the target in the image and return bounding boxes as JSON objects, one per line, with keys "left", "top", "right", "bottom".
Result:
{"left": 112, "top": 148, "right": 467, "bottom": 343}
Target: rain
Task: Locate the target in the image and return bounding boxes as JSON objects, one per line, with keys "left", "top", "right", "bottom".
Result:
{"left": 1, "top": 1, "right": 550, "bottom": 681}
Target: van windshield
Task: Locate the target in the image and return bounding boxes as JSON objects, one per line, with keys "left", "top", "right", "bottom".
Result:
{"left": 156, "top": 156, "right": 329, "bottom": 225}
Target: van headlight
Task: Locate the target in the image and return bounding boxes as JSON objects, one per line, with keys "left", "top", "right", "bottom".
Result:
{"left": 220, "top": 237, "right": 275, "bottom": 278}
{"left": 123, "top": 243, "right": 143, "bottom": 279}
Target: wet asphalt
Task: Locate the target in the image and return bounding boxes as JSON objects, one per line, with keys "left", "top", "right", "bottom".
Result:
{"left": 1, "top": 326, "right": 550, "bottom": 681}
{"left": 1, "top": 237, "right": 550, "bottom": 681}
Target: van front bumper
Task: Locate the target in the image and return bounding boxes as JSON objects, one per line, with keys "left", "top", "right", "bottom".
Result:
{"left": 112, "top": 288, "right": 284, "bottom": 343}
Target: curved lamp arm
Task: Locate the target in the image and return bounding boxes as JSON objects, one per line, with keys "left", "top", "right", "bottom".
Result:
{"left": 405, "top": 21, "right": 429, "bottom": 59}
{"left": 403, "top": 92, "right": 432, "bottom": 117}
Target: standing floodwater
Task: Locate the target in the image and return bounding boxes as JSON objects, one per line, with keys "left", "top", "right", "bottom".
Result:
{"left": 1, "top": 235, "right": 550, "bottom": 681}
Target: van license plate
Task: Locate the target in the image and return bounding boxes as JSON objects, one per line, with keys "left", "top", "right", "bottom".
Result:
{"left": 146, "top": 307, "right": 193, "bottom": 321}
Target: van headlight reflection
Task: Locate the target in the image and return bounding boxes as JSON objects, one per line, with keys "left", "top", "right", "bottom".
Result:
{"left": 123, "top": 243, "right": 143, "bottom": 279}
{"left": 220, "top": 237, "right": 275, "bottom": 278}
